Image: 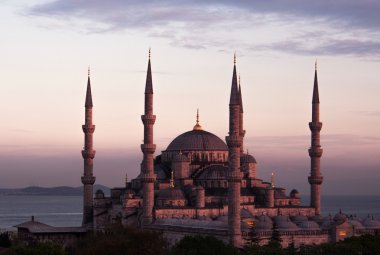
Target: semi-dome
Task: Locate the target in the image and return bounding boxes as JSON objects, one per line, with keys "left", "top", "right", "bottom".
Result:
{"left": 362, "top": 216, "right": 380, "bottom": 229}
{"left": 257, "top": 214, "right": 273, "bottom": 223}
{"left": 276, "top": 218, "right": 300, "bottom": 231}
{"left": 291, "top": 214, "right": 308, "bottom": 225}
{"left": 333, "top": 211, "right": 348, "bottom": 225}
{"left": 349, "top": 220, "right": 365, "bottom": 229}
{"left": 241, "top": 153, "right": 257, "bottom": 164}
{"left": 196, "top": 165, "right": 228, "bottom": 180}
{"left": 290, "top": 189, "right": 300, "bottom": 198}
{"left": 299, "top": 221, "right": 320, "bottom": 230}
{"left": 157, "top": 187, "right": 186, "bottom": 200}
{"left": 255, "top": 220, "right": 273, "bottom": 230}
{"left": 166, "top": 130, "right": 228, "bottom": 151}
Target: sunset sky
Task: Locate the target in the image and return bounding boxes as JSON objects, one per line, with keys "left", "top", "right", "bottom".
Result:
{"left": 0, "top": 0, "right": 379, "bottom": 195}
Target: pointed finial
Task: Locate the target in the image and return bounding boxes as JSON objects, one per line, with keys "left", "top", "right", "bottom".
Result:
{"left": 125, "top": 173, "right": 128, "bottom": 187}
{"left": 246, "top": 149, "right": 249, "bottom": 155}
{"left": 234, "top": 52, "right": 236, "bottom": 65}
{"left": 88, "top": 66, "right": 90, "bottom": 77}
{"left": 315, "top": 59, "right": 317, "bottom": 70}
{"left": 271, "top": 172, "right": 275, "bottom": 188}
{"left": 193, "top": 109, "right": 203, "bottom": 130}
{"left": 170, "top": 170, "right": 174, "bottom": 188}
{"left": 149, "top": 48, "right": 151, "bottom": 60}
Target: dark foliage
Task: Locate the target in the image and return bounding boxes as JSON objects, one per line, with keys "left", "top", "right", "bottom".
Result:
{"left": 5, "top": 242, "right": 66, "bottom": 255}
{"left": 170, "top": 235, "right": 238, "bottom": 255}
{"left": 74, "top": 225, "right": 169, "bottom": 255}
{"left": 0, "top": 232, "right": 11, "bottom": 248}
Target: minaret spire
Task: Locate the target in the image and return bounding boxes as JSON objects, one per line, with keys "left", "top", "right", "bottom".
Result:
{"left": 226, "top": 53, "right": 242, "bottom": 247}
{"left": 308, "top": 62, "right": 323, "bottom": 215}
{"left": 85, "top": 67, "right": 93, "bottom": 107}
{"left": 81, "top": 68, "right": 96, "bottom": 229}
{"left": 238, "top": 74, "right": 245, "bottom": 153}
{"left": 141, "top": 49, "right": 156, "bottom": 225}
{"left": 229, "top": 54, "right": 239, "bottom": 105}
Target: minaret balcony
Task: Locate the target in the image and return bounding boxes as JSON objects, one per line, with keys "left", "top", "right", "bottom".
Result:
{"left": 309, "top": 122, "right": 322, "bottom": 131}
{"left": 308, "top": 176, "right": 323, "bottom": 185}
{"left": 81, "top": 175, "right": 96, "bottom": 185}
{"left": 141, "top": 173, "right": 156, "bottom": 183}
{"left": 308, "top": 147, "right": 323, "bottom": 157}
{"left": 226, "top": 135, "right": 242, "bottom": 148}
{"left": 82, "top": 125, "right": 95, "bottom": 133}
{"left": 141, "top": 144, "right": 156, "bottom": 153}
{"left": 227, "top": 171, "right": 243, "bottom": 182}
{"left": 141, "top": 114, "right": 156, "bottom": 125}
{"left": 82, "top": 150, "right": 96, "bottom": 159}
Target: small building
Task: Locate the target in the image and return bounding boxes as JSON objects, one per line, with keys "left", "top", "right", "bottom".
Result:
{"left": 14, "top": 216, "right": 86, "bottom": 248}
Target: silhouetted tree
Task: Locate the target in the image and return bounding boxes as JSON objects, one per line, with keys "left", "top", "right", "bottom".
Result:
{"left": 75, "top": 225, "right": 169, "bottom": 255}
{"left": 0, "top": 232, "right": 11, "bottom": 248}
{"left": 170, "top": 235, "right": 238, "bottom": 255}
{"left": 5, "top": 242, "right": 66, "bottom": 255}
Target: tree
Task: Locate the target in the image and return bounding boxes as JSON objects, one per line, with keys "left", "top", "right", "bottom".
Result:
{"left": 5, "top": 242, "right": 66, "bottom": 255}
{"left": 0, "top": 232, "right": 11, "bottom": 248}
{"left": 75, "top": 225, "right": 169, "bottom": 255}
{"left": 170, "top": 235, "right": 238, "bottom": 255}
{"left": 269, "top": 221, "right": 282, "bottom": 246}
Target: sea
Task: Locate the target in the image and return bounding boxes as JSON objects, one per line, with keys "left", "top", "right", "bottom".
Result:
{"left": 0, "top": 195, "right": 380, "bottom": 231}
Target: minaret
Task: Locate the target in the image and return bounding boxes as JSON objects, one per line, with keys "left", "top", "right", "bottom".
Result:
{"left": 141, "top": 49, "right": 156, "bottom": 225}
{"left": 238, "top": 75, "right": 245, "bottom": 153}
{"left": 81, "top": 68, "right": 96, "bottom": 228}
{"left": 308, "top": 61, "right": 323, "bottom": 215}
{"left": 226, "top": 54, "right": 243, "bottom": 247}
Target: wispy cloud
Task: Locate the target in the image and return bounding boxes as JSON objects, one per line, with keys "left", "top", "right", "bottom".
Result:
{"left": 25, "top": 0, "right": 380, "bottom": 58}
{"left": 350, "top": 110, "right": 380, "bottom": 116}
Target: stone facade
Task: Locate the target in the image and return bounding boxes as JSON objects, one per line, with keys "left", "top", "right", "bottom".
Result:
{"left": 89, "top": 56, "right": 380, "bottom": 247}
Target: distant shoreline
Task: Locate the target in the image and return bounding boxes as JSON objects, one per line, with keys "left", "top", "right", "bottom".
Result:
{"left": 0, "top": 185, "right": 110, "bottom": 197}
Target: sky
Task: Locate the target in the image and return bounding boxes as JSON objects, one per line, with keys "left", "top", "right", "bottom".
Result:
{"left": 0, "top": 0, "right": 379, "bottom": 195}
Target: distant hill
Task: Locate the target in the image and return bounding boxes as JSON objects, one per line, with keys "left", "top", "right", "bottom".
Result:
{"left": 0, "top": 184, "right": 110, "bottom": 196}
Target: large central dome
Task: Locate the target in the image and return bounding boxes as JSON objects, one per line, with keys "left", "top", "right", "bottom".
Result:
{"left": 166, "top": 130, "right": 228, "bottom": 151}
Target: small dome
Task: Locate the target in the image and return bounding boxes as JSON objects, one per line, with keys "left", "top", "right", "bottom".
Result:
{"left": 255, "top": 220, "right": 273, "bottom": 230}
{"left": 124, "top": 189, "right": 135, "bottom": 198}
{"left": 276, "top": 218, "right": 299, "bottom": 231}
{"left": 333, "top": 211, "right": 348, "bottom": 225}
{"left": 321, "top": 216, "right": 334, "bottom": 230}
{"left": 349, "top": 220, "right": 365, "bottom": 229}
{"left": 291, "top": 214, "right": 308, "bottom": 225}
{"left": 309, "top": 214, "right": 324, "bottom": 224}
{"left": 290, "top": 189, "right": 300, "bottom": 198}
{"left": 166, "top": 130, "right": 228, "bottom": 151}
{"left": 273, "top": 215, "right": 288, "bottom": 223}
{"left": 217, "top": 215, "right": 228, "bottom": 222}
{"left": 257, "top": 214, "right": 273, "bottom": 223}
{"left": 157, "top": 187, "right": 186, "bottom": 200}
{"left": 95, "top": 189, "right": 104, "bottom": 198}
{"left": 240, "top": 153, "right": 257, "bottom": 164}
{"left": 299, "top": 221, "right": 320, "bottom": 230}
{"left": 362, "top": 216, "right": 380, "bottom": 229}
{"left": 241, "top": 208, "right": 253, "bottom": 219}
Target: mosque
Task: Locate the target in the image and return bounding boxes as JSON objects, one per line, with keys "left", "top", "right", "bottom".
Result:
{"left": 76, "top": 51, "right": 380, "bottom": 247}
